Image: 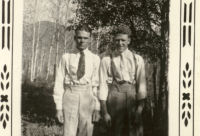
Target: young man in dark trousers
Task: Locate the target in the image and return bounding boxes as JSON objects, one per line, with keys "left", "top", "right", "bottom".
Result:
{"left": 99, "top": 25, "right": 147, "bottom": 136}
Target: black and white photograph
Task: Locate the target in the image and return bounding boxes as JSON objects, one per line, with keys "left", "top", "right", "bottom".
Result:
{"left": 0, "top": 0, "right": 200, "bottom": 136}
{"left": 21, "top": 0, "right": 169, "bottom": 136}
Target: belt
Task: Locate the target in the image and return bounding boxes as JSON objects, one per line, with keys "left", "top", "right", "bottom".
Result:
{"left": 113, "top": 80, "right": 132, "bottom": 85}
{"left": 110, "top": 80, "right": 134, "bottom": 93}
{"left": 64, "top": 80, "right": 89, "bottom": 86}
{"left": 64, "top": 84, "right": 92, "bottom": 93}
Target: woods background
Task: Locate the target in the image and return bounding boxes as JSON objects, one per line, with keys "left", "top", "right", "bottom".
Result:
{"left": 22, "top": 0, "right": 169, "bottom": 136}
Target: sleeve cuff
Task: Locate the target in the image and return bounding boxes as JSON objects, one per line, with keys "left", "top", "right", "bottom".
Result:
{"left": 55, "top": 103, "right": 63, "bottom": 110}
{"left": 136, "top": 91, "right": 147, "bottom": 100}
{"left": 99, "top": 85, "right": 108, "bottom": 101}
{"left": 94, "top": 100, "right": 100, "bottom": 110}
{"left": 99, "top": 95, "right": 107, "bottom": 101}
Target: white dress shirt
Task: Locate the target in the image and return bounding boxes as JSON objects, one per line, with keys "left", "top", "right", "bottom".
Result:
{"left": 53, "top": 48, "right": 100, "bottom": 110}
{"left": 99, "top": 49, "right": 147, "bottom": 101}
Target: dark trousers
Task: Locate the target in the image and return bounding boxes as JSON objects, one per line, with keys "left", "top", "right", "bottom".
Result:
{"left": 107, "top": 82, "right": 143, "bottom": 136}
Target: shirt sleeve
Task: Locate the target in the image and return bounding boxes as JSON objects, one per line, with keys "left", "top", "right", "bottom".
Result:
{"left": 53, "top": 55, "right": 66, "bottom": 110}
{"left": 91, "top": 55, "right": 100, "bottom": 110}
{"left": 91, "top": 55, "right": 100, "bottom": 87}
{"left": 99, "top": 57, "right": 109, "bottom": 101}
{"left": 135, "top": 55, "right": 147, "bottom": 100}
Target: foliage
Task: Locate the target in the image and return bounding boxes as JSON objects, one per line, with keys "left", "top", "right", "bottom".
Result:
{"left": 75, "top": 0, "right": 168, "bottom": 62}
{"left": 76, "top": 0, "right": 169, "bottom": 136}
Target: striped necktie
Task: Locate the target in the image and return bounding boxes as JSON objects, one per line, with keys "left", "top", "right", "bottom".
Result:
{"left": 77, "top": 51, "right": 85, "bottom": 80}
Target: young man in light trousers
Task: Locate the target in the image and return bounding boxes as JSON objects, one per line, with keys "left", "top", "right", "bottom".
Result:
{"left": 53, "top": 25, "right": 100, "bottom": 136}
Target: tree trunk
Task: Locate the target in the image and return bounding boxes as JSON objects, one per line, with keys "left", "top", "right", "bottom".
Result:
{"left": 55, "top": 0, "right": 61, "bottom": 67}
{"left": 30, "top": 21, "right": 36, "bottom": 82}
{"left": 96, "top": 27, "right": 101, "bottom": 52}
{"left": 64, "top": 0, "right": 70, "bottom": 52}
{"left": 40, "top": 54, "right": 45, "bottom": 75}
{"left": 33, "top": 21, "right": 41, "bottom": 80}
{"left": 153, "top": 63, "right": 158, "bottom": 107}
{"left": 55, "top": 32, "right": 60, "bottom": 66}
{"left": 64, "top": 32, "right": 67, "bottom": 52}
{"left": 158, "top": 56, "right": 166, "bottom": 112}
{"left": 156, "top": 0, "right": 169, "bottom": 136}
{"left": 46, "top": 36, "right": 54, "bottom": 80}
{"left": 30, "top": 0, "right": 38, "bottom": 82}
{"left": 158, "top": 0, "right": 169, "bottom": 114}
{"left": 24, "top": 60, "right": 30, "bottom": 83}
{"left": 38, "top": 47, "right": 44, "bottom": 75}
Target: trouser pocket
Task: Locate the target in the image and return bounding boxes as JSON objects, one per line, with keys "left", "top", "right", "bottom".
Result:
{"left": 63, "top": 92, "right": 79, "bottom": 117}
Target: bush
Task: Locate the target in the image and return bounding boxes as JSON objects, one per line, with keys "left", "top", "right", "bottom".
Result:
{"left": 22, "top": 82, "right": 57, "bottom": 125}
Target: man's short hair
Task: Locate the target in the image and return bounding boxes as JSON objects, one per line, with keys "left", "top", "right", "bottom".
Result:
{"left": 75, "top": 24, "right": 92, "bottom": 34}
{"left": 112, "top": 25, "right": 132, "bottom": 37}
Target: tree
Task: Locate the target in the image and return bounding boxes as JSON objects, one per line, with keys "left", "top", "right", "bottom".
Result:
{"left": 23, "top": 0, "right": 50, "bottom": 81}
{"left": 76, "top": 0, "right": 165, "bottom": 59}
{"left": 44, "top": 0, "right": 77, "bottom": 80}
{"left": 30, "top": 0, "right": 38, "bottom": 82}
{"left": 76, "top": 0, "right": 169, "bottom": 135}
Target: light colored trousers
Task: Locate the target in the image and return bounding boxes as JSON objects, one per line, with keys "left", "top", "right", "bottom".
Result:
{"left": 63, "top": 85, "right": 95, "bottom": 136}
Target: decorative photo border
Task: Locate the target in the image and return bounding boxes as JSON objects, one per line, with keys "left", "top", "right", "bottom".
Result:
{"left": 0, "top": 0, "right": 199, "bottom": 135}
{"left": 0, "top": 0, "right": 13, "bottom": 135}
{"left": 179, "top": 0, "right": 195, "bottom": 136}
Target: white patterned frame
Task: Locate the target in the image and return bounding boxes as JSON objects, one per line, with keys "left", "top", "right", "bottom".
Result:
{"left": 179, "top": 0, "right": 195, "bottom": 135}
{"left": 0, "top": 0, "right": 12, "bottom": 135}
{"left": 0, "top": 0, "right": 200, "bottom": 136}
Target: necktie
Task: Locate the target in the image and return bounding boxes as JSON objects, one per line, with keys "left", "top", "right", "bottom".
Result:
{"left": 120, "top": 54, "right": 128, "bottom": 80}
{"left": 120, "top": 54, "right": 125, "bottom": 80}
{"left": 77, "top": 51, "right": 85, "bottom": 80}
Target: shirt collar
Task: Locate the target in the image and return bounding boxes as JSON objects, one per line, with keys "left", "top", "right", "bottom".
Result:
{"left": 82, "top": 48, "right": 89, "bottom": 54}
{"left": 73, "top": 47, "right": 89, "bottom": 54}
{"left": 121, "top": 48, "right": 130, "bottom": 57}
{"left": 113, "top": 48, "right": 130, "bottom": 57}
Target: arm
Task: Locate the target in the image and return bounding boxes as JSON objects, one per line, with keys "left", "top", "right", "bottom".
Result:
{"left": 53, "top": 55, "right": 66, "bottom": 110}
{"left": 91, "top": 55, "right": 101, "bottom": 122}
{"left": 91, "top": 55, "right": 101, "bottom": 111}
{"left": 135, "top": 55, "right": 147, "bottom": 113}
{"left": 99, "top": 57, "right": 111, "bottom": 125}
{"left": 99, "top": 57, "right": 109, "bottom": 101}
{"left": 53, "top": 55, "right": 66, "bottom": 123}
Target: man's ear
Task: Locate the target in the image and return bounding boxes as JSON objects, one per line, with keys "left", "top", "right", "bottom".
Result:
{"left": 127, "top": 37, "right": 131, "bottom": 44}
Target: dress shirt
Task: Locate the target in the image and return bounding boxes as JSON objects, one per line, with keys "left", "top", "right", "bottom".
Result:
{"left": 53, "top": 48, "right": 100, "bottom": 110}
{"left": 99, "top": 49, "right": 147, "bottom": 101}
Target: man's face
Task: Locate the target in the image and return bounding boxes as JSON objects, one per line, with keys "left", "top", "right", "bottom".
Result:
{"left": 114, "top": 34, "right": 130, "bottom": 53}
{"left": 75, "top": 30, "right": 91, "bottom": 51}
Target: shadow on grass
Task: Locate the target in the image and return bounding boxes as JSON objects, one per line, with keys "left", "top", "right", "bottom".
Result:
{"left": 22, "top": 82, "right": 167, "bottom": 136}
{"left": 22, "top": 81, "right": 58, "bottom": 126}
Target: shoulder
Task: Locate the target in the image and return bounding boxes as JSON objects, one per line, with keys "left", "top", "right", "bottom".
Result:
{"left": 134, "top": 53, "right": 143, "bottom": 61}
{"left": 101, "top": 54, "right": 111, "bottom": 62}
{"left": 60, "top": 53, "right": 68, "bottom": 60}
{"left": 87, "top": 51, "right": 101, "bottom": 65}
{"left": 61, "top": 53, "right": 73, "bottom": 60}
{"left": 100, "top": 55, "right": 111, "bottom": 69}
{"left": 89, "top": 51, "right": 100, "bottom": 61}
{"left": 61, "top": 52, "right": 78, "bottom": 61}
{"left": 58, "top": 53, "right": 69, "bottom": 65}
{"left": 132, "top": 53, "right": 145, "bottom": 65}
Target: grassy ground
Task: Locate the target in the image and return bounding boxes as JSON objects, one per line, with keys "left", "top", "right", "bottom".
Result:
{"left": 22, "top": 120, "right": 63, "bottom": 136}
{"left": 21, "top": 81, "right": 166, "bottom": 136}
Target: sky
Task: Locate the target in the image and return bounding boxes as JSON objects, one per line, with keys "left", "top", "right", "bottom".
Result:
{"left": 23, "top": 0, "right": 77, "bottom": 25}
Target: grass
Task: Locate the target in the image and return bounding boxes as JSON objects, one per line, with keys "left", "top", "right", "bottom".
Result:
{"left": 21, "top": 80, "right": 167, "bottom": 136}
